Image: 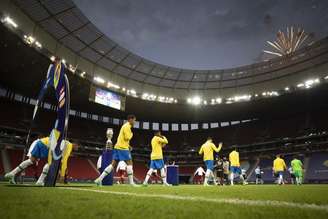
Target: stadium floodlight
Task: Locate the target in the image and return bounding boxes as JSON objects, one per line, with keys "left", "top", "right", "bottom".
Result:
{"left": 325, "top": 75, "right": 328, "bottom": 80}
{"left": 304, "top": 78, "right": 320, "bottom": 88}
{"left": 25, "top": 35, "right": 35, "bottom": 45}
{"left": 210, "top": 99, "right": 215, "bottom": 105}
{"left": 189, "top": 96, "right": 202, "bottom": 105}
{"left": 127, "top": 89, "right": 137, "bottom": 97}
{"left": 187, "top": 96, "right": 201, "bottom": 105}
{"left": 232, "top": 95, "right": 251, "bottom": 102}
{"left": 50, "top": 56, "right": 56, "bottom": 62}
{"left": 35, "top": 41, "right": 42, "bottom": 48}
{"left": 107, "top": 81, "right": 120, "bottom": 89}
{"left": 285, "top": 87, "right": 290, "bottom": 91}
{"left": 80, "top": 72, "right": 86, "bottom": 78}
{"left": 297, "top": 83, "right": 304, "bottom": 88}
{"left": 93, "top": 76, "right": 105, "bottom": 84}
{"left": 61, "top": 59, "right": 66, "bottom": 64}
{"left": 1, "top": 16, "right": 18, "bottom": 28}
{"left": 203, "top": 100, "right": 207, "bottom": 105}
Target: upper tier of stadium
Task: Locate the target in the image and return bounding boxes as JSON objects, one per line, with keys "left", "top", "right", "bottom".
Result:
{"left": 1, "top": 0, "right": 328, "bottom": 104}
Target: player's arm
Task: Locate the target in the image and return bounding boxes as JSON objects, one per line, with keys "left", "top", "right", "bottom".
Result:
{"left": 157, "top": 136, "right": 168, "bottom": 146}
{"left": 283, "top": 160, "right": 287, "bottom": 170}
{"left": 212, "top": 142, "right": 222, "bottom": 152}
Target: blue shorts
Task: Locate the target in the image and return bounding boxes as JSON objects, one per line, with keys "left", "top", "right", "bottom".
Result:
{"left": 112, "top": 149, "right": 132, "bottom": 161}
{"left": 276, "top": 171, "right": 284, "bottom": 177}
{"left": 31, "top": 141, "right": 49, "bottom": 159}
{"left": 230, "top": 166, "right": 241, "bottom": 174}
{"left": 204, "top": 160, "right": 214, "bottom": 171}
{"left": 150, "top": 159, "right": 164, "bottom": 169}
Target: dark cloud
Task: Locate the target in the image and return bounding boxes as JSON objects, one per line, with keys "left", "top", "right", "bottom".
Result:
{"left": 73, "top": 0, "right": 328, "bottom": 69}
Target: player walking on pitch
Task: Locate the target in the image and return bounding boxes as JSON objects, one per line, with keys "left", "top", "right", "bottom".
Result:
{"left": 95, "top": 115, "right": 137, "bottom": 186}
{"left": 198, "top": 137, "right": 222, "bottom": 186}
{"left": 291, "top": 155, "right": 304, "bottom": 185}
{"left": 143, "top": 131, "right": 171, "bottom": 186}
{"left": 229, "top": 147, "right": 246, "bottom": 185}
{"left": 273, "top": 154, "right": 287, "bottom": 185}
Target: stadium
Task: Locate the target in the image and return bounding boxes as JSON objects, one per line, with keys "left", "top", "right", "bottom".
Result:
{"left": 0, "top": 0, "right": 328, "bottom": 218}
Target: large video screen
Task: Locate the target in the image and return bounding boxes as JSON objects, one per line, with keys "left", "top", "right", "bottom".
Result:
{"left": 89, "top": 85, "right": 126, "bottom": 111}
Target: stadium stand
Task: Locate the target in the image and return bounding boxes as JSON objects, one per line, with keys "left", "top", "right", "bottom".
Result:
{"left": 306, "top": 152, "right": 328, "bottom": 183}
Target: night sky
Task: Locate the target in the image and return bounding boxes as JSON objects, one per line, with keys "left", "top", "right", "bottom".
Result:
{"left": 73, "top": 0, "right": 328, "bottom": 70}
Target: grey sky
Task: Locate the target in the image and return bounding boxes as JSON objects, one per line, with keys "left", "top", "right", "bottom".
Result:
{"left": 73, "top": 0, "right": 328, "bottom": 70}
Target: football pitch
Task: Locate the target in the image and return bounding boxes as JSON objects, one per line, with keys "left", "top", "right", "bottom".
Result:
{"left": 0, "top": 183, "right": 328, "bottom": 219}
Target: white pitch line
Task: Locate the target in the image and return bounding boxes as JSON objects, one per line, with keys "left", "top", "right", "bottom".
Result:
{"left": 59, "top": 187, "right": 328, "bottom": 213}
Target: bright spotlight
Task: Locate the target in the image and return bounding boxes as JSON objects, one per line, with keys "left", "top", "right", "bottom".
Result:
{"left": 1, "top": 16, "right": 18, "bottom": 28}
{"left": 188, "top": 96, "right": 201, "bottom": 105}
{"left": 93, "top": 76, "right": 105, "bottom": 84}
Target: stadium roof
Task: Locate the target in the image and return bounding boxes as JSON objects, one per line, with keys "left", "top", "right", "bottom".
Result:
{"left": 2, "top": 0, "right": 328, "bottom": 104}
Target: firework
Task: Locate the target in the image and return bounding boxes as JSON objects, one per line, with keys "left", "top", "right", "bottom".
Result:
{"left": 263, "top": 26, "right": 309, "bottom": 57}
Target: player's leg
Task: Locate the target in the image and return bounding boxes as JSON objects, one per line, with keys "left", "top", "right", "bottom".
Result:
{"left": 95, "top": 159, "right": 117, "bottom": 185}
{"left": 5, "top": 156, "right": 37, "bottom": 184}
{"left": 299, "top": 172, "right": 303, "bottom": 185}
{"left": 230, "top": 167, "right": 235, "bottom": 185}
{"left": 125, "top": 159, "right": 137, "bottom": 185}
{"left": 158, "top": 159, "right": 171, "bottom": 186}
{"left": 36, "top": 163, "right": 49, "bottom": 185}
{"left": 241, "top": 173, "right": 247, "bottom": 185}
{"left": 160, "top": 168, "right": 171, "bottom": 186}
{"left": 204, "top": 169, "right": 211, "bottom": 186}
{"left": 278, "top": 172, "right": 283, "bottom": 185}
{"left": 209, "top": 170, "right": 218, "bottom": 185}
{"left": 203, "top": 161, "right": 211, "bottom": 186}
{"left": 143, "top": 168, "right": 154, "bottom": 185}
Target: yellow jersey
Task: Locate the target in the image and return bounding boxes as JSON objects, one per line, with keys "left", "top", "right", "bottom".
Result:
{"left": 273, "top": 157, "right": 286, "bottom": 172}
{"left": 40, "top": 137, "right": 50, "bottom": 147}
{"left": 198, "top": 140, "right": 222, "bottom": 161}
{"left": 229, "top": 150, "right": 240, "bottom": 167}
{"left": 151, "top": 135, "right": 168, "bottom": 160}
{"left": 114, "top": 122, "right": 133, "bottom": 150}
{"left": 48, "top": 140, "right": 73, "bottom": 177}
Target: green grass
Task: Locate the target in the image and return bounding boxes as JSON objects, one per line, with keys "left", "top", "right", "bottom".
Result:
{"left": 0, "top": 182, "right": 328, "bottom": 219}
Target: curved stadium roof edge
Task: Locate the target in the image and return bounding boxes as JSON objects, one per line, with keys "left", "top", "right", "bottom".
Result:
{"left": 2, "top": 0, "right": 328, "bottom": 99}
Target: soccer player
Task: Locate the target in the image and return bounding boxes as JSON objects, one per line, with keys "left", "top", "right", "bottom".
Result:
{"left": 255, "top": 166, "right": 264, "bottom": 184}
{"left": 95, "top": 115, "right": 137, "bottom": 186}
{"left": 214, "top": 157, "right": 224, "bottom": 185}
{"left": 5, "top": 136, "right": 78, "bottom": 185}
{"left": 229, "top": 147, "right": 246, "bottom": 185}
{"left": 143, "top": 131, "right": 170, "bottom": 186}
{"left": 291, "top": 155, "right": 304, "bottom": 185}
{"left": 198, "top": 137, "right": 222, "bottom": 186}
{"left": 193, "top": 166, "right": 206, "bottom": 184}
{"left": 273, "top": 154, "right": 287, "bottom": 185}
